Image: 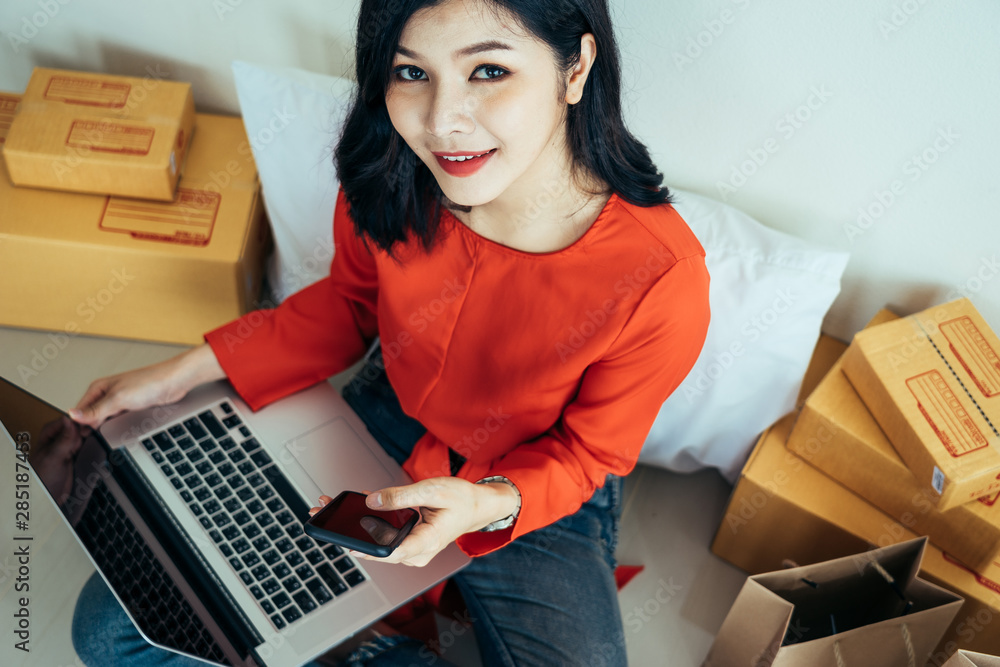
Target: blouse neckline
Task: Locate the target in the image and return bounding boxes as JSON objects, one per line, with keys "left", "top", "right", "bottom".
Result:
{"left": 442, "top": 192, "right": 621, "bottom": 258}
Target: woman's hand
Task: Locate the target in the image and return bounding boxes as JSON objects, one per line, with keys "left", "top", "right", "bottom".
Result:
{"left": 69, "top": 344, "right": 226, "bottom": 428}
{"left": 308, "top": 477, "right": 519, "bottom": 567}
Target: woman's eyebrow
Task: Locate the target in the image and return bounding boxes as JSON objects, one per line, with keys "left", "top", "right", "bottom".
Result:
{"left": 395, "top": 40, "right": 514, "bottom": 60}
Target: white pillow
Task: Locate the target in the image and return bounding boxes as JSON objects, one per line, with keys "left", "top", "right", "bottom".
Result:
{"left": 641, "top": 189, "right": 849, "bottom": 482}
{"left": 231, "top": 60, "right": 355, "bottom": 301}
{"left": 232, "top": 62, "right": 850, "bottom": 483}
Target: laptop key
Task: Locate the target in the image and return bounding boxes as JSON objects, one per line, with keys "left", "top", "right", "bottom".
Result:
{"left": 187, "top": 449, "right": 205, "bottom": 463}
{"left": 305, "top": 550, "right": 324, "bottom": 565}
{"left": 141, "top": 438, "right": 155, "bottom": 451}
{"left": 220, "top": 544, "right": 233, "bottom": 557}
{"left": 209, "top": 530, "right": 223, "bottom": 544}
{"left": 217, "top": 463, "right": 235, "bottom": 477}
{"left": 247, "top": 473, "right": 265, "bottom": 488}
{"left": 257, "top": 513, "right": 274, "bottom": 528}
{"left": 189, "top": 504, "right": 203, "bottom": 517}
{"left": 196, "top": 461, "right": 212, "bottom": 475}
{"left": 295, "top": 537, "right": 314, "bottom": 552}
{"left": 246, "top": 500, "right": 265, "bottom": 515}
{"left": 262, "top": 550, "right": 281, "bottom": 566}
{"left": 161, "top": 464, "right": 173, "bottom": 476}
{"left": 295, "top": 564, "right": 314, "bottom": 581}
{"left": 180, "top": 490, "right": 193, "bottom": 503}
{"left": 273, "top": 563, "right": 292, "bottom": 580}
{"left": 243, "top": 524, "right": 262, "bottom": 539}
{"left": 252, "top": 564, "right": 269, "bottom": 581}
{"left": 316, "top": 564, "right": 349, "bottom": 596}
{"left": 286, "top": 523, "right": 303, "bottom": 538}
{"left": 293, "top": 591, "right": 318, "bottom": 614}
{"left": 334, "top": 557, "right": 353, "bottom": 574}
{"left": 323, "top": 544, "right": 343, "bottom": 558}
{"left": 153, "top": 432, "right": 174, "bottom": 450}
{"left": 214, "top": 486, "right": 232, "bottom": 501}
{"left": 261, "top": 599, "right": 275, "bottom": 614}
{"left": 266, "top": 525, "right": 284, "bottom": 541}
{"left": 199, "top": 517, "right": 212, "bottom": 529}
{"left": 167, "top": 450, "right": 184, "bottom": 464}
{"left": 199, "top": 438, "right": 217, "bottom": 453}
{"left": 275, "top": 511, "right": 294, "bottom": 526}
{"left": 175, "top": 462, "right": 194, "bottom": 477}
{"left": 238, "top": 461, "right": 255, "bottom": 476}
{"left": 243, "top": 552, "right": 261, "bottom": 568}
{"left": 257, "top": 486, "right": 274, "bottom": 501}
{"left": 229, "top": 449, "right": 246, "bottom": 464}
{"left": 224, "top": 498, "right": 241, "bottom": 513}
{"left": 219, "top": 437, "right": 236, "bottom": 451}
{"left": 229, "top": 557, "right": 243, "bottom": 571}
{"left": 221, "top": 402, "right": 233, "bottom": 414}
{"left": 250, "top": 450, "right": 272, "bottom": 468}
{"left": 265, "top": 498, "right": 283, "bottom": 514}
{"left": 250, "top": 585, "right": 264, "bottom": 600}
{"left": 176, "top": 437, "right": 196, "bottom": 451}
{"left": 223, "top": 414, "right": 242, "bottom": 429}
{"left": 281, "top": 576, "right": 301, "bottom": 593}
{"left": 345, "top": 570, "right": 365, "bottom": 587}
{"left": 272, "top": 592, "right": 291, "bottom": 609}
{"left": 275, "top": 538, "right": 294, "bottom": 554}
{"left": 152, "top": 451, "right": 165, "bottom": 464}
{"left": 252, "top": 536, "right": 271, "bottom": 552}
{"left": 241, "top": 438, "right": 260, "bottom": 453}
{"left": 286, "top": 551, "right": 304, "bottom": 567}
{"left": 168, "top": 425, "right": 186, "bottom": 439}
{"left": 195, "top": 487, "right": 212, "bottom": 502}
{"left": 198, "top": 411, "right": 227, "bottom": 439}
{"left": 306, "top": 578, "right": 333, "bottom": 605}
{"left": 229, "top": 475, "right": 246, "bottom": 490}
{"left": 209, "top": 450, "right": 226, "bottom": 465}
{"left": 262, "top": 578, "right": 281, "bottom": 596}
{"left": 261, "top": 467, "right": 311, "bottom": 521}
{"left": 240, "top": 425, "right": 251, "bottom": 438}
{"left": 212, "top": 513, "right": 231, "bottom": 528}
{"left": 232, "top": 538, "right": 251, "bottom": 554}
{"left": 203, "top": 499, "right": 221, "bottom": 515}
{"left": 233, "top": 511, "right": 252, "bottom": 526}
{"left": 184, "top": 418, "right": 207, "bottom": 441}
{"left": 184, "top": 475, "right": 202, "bottom": 489}
{"left": 240, "top": 572, "right": 253, "bottom": 586}
{"left": 237, "top": 487, "right": 255, "bottom": 502}
{"left": 271, "top": 614, "right": 286, "bottom": 630}
{"left": 204, "top": 473, "right": 223, "bottom": 487}
{"left": 282, "top": 607, "right": 303, "bottom": 624}
{"left": 222, "top": 526, "right": 240, "bottom": 541}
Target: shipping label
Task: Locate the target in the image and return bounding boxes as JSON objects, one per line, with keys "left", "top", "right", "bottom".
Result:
{"left": 99, "top": 189, "right": 220, "bottom": 246}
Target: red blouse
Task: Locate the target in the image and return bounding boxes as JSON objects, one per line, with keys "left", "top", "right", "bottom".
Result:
{"left": 204, "top": 188, "right": 710, "bottom": 556}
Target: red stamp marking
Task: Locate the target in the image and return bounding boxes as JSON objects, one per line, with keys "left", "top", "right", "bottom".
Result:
{"left": 66, "top": 120, "right": 154, "bottom": 156}
{"left": 0, "top": 94, "right": 19, "bottom": 145}
{"left": 99, "top": 189, "right": 220, "bottom": 246}
{"left": 44, "top": 76, "right": 130, "bottom": 108}
{"left": 906, "top": 370, "right": 988, "bottom": 457}
{"left": 943, "top": 552, "right": 1000, "bottom": 595}
{"left": 980, "top": 474, "right": 1000, "bottom": 507}
{"left": 941, "top": 316, "right": 1000, "bottom": 397}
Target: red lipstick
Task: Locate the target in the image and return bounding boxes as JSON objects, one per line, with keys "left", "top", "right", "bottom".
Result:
{"left": 433, "top": 149, "right": 497, "bottom": 177}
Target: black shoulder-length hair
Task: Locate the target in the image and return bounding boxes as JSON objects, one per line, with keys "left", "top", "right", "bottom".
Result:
{"left": 334, "top": 0, "right": 670, "bottom": 256}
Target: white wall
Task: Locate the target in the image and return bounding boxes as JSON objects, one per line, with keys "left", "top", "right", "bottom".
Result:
{"left": 2, "top": 0, "right": 998, "bottom": 339}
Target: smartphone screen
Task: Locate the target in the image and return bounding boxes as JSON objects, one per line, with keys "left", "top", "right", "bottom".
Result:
{"left": 305, "top": 491, "right": 419, "bottom": 557}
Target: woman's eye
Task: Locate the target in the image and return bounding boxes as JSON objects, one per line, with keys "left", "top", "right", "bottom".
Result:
{"left": 473, "top": 65, "right": 508, "bottom": 80}
{"left": 395, "top": 66, "right": 426, "bottom": 82}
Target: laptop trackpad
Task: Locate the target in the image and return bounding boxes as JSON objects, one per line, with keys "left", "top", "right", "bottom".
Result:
{"left": 285, "top": 418, "right": 397, "bottom": 496}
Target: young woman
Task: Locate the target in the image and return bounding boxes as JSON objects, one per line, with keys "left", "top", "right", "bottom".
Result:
{"left": 70, "top": 0, "right": 710, "bottom": 664}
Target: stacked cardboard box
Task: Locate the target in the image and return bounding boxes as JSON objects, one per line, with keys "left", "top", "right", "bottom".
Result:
{"left": 0, "top": 69, "right": 271, "bottom": 346}
{"left": 712, "top": 327, "right": 1000, "bottom": 660}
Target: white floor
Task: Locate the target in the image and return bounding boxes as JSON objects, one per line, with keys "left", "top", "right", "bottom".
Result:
{"left": 0, "top": 324, "right": 747, "bottom": 666}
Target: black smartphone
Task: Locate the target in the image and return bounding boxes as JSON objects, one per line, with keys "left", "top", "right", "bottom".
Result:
{"left": 304, "top": 491, "right": 419, "bottom": 558}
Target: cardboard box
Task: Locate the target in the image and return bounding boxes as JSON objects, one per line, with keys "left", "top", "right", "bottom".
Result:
{"left": 842, "top": 298, "right": 1000, "bottom": 511}
{"left": 3, "top": 67, "right": 195, "bottom": 200}
{"left": 712, "top": 336, "right": 1000, "bottom": 660}
{"left": 789, "top": 310, "right": 1000, "bottom": 571}
{"left": 0, "top": 105, "right": 270, "bottom": 345}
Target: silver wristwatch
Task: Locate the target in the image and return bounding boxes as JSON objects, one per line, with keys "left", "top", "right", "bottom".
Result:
{"left": 475, "top": 475, "right": 521, "bottom": 532}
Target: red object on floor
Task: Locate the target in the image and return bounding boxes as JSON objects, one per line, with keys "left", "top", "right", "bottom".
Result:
{"left": 614, "top": 564, "right": 645, "bottom": 590}
{"left": 383, "top": 564, "right": 646, "bottom": 652}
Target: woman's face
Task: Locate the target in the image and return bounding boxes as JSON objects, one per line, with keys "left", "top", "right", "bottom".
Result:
{"left": 385, "top": 0, "right": 578, "bottom": 209}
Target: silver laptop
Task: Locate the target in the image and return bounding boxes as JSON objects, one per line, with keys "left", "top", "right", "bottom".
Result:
{"left": 0, "top": 373, "right": 470, "bottom": 666}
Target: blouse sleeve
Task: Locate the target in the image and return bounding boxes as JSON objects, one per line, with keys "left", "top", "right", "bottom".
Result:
{"left": 203, "top": 188, "right": 379, "bottom": 411}
{"left": 456, "top": 254, "right": 711, "bottom": 556}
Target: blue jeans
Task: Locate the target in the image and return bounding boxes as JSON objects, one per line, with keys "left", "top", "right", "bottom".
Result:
{"left": 72, "top": 346, "right": 627, "bottom": 666}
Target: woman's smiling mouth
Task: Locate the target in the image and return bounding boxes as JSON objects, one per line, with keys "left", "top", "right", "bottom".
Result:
{"left": 433, "top": 148, "right": 497, "bottom": 176}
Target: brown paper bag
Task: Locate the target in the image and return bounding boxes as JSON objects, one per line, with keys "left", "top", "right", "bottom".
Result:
{"left": 703, "top": 537, "right": 963, "bottom": 666}
{"left": 943, "top": 650, "right": 1000, "bottom": 667}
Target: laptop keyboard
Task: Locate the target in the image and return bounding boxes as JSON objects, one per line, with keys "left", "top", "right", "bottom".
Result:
{"left": 141, "top": 400, "right": 367, "bottom": 630}
{"left": 78, "top": 479, "right": 230, "bottom": 664}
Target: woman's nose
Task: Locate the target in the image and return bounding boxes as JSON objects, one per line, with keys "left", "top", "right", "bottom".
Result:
{"left": 425, "top": 81, "right": 476, "bottom": 138}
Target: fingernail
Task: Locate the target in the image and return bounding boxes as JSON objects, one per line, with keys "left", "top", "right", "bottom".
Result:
{"left": 68, "top": 409, "right": 81, "bottom": 420}
{"left": 368, "top": 492, "right": 382, "bottom": 508}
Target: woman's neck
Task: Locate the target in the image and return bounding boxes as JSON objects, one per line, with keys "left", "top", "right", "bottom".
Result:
{"left": 447, "top": 153, "right": 610, "bottom": 254}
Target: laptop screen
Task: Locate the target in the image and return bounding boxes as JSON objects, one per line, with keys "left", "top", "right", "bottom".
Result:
{"left": 0, "top": 377, "right": 112, "bottom": 526}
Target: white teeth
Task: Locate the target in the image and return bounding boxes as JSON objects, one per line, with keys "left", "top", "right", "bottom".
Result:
{"left": 441, "top": 151, "right": 491, "bottom": 162}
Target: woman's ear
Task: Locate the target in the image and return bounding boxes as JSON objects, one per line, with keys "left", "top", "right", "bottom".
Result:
{"left": 565, "top": 33, "right": 597, "bottom": 105}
